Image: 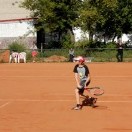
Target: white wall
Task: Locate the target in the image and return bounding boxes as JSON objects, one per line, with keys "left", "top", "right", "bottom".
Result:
{"left": 73, "top": 28, "right": 129, "bottom": 43}
{"left": 73, "top": 28, "right": 89, "bottom": 42}
{"left": 0, "top": 21, "right": 36, "bottom": 37}
{"left": 0, "top": 0, "right": 30, "bottom": 20}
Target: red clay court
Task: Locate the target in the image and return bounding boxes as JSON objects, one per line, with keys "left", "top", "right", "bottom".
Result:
{"left": 0, "top": 62, "right": 132, "bottom": 132}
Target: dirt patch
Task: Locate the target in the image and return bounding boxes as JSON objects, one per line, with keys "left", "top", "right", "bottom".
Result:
{"left": 0, "top": 50, "right": 10, "bottom": 63}
{"left": 44, "top": 55, "right": 68, "bottom": 62}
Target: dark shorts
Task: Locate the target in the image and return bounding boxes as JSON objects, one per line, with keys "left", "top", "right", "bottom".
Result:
{"left": 77, "top": 80, "right": 90, "bottom": 95}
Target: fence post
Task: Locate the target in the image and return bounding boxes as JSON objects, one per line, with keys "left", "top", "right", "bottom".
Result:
{"left": 41, "top": 43, "right": 43, "bottom": 53}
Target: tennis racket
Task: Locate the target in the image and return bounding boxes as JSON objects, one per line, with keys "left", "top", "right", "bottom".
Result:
{"left": 84, "top": 87, "right": 104, "bottom": 96}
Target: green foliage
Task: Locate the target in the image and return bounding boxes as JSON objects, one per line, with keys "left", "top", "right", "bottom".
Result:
{"left": 21, "top": 0, "right": 132, "bottom": 49}
{"left": 61, "top": 34, "right": 74, "bottom": 48}
{"left": 31, "top": 48, "right": 132, "bottom": 62}
{"left": 78, "top": 0, "right": 132, "bottom": 41}
{"left": 21, "top": 0, "right": 81, "bottom": 48}
{"left": 88, "top": 41, "right": 106, "bottom": 48}
{"left": 26, "top": 51, "right": 32, "bottom": 62}
{"left": 75, "top": 39, "right": 89, "bottom": 48}
{"left": 21, "top": 0, "right": 80, "bottom": 32}
{"left": 75, "top": 40, "right": 107, "bottom": 48}
{"left": 8, "top": 41, "right": 26, "bottom": 52}
{"left": 106, "top": 42, "right": 116, "bottom": 48}
{"left": 47, "top": 41, "right": 62, "bottom": 49}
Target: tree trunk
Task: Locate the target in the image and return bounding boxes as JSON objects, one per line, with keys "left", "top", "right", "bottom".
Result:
{"left": 89, "top": 31, "right": 93, "bottom": 42}
{"left": 67, "top": 28, "right": 75, "bottom": 44}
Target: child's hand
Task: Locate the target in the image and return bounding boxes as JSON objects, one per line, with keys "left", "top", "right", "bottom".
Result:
{"left": 84, "top": 84, "right": 87, "bottom": 88}
{"left": 77, "top": 84, "right": 82, "bottom": 89}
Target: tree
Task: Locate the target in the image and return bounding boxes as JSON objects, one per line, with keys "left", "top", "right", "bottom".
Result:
{"left": 78, "top": 0, "right": 118, "bottom": 42}
{"left": 20, "top": 0, "right": 132, "bottom": 48}
{"left": 21, "top": 0, "right": 82, "bottom": 48}
{"left": 78, "top": 0, "right": 132, "bottom": 43}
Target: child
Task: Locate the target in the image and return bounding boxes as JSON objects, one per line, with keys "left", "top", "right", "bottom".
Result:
{"left": 31, "top": 41, "right": 38, "bottom": 62}
{"left": 32, "top": 50, "right": 38, "bottom": 62}
{"left": 73, "top": 56, "right": 96, "bottom": 110}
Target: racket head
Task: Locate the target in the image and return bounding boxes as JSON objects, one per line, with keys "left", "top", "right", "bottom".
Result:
{"left": 85, "top": 87, "right": 104, "bottom": 96}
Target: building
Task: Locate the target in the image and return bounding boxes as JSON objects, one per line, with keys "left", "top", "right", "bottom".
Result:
{"left": 0, "top": 0, "right": 36, "bottom": 49}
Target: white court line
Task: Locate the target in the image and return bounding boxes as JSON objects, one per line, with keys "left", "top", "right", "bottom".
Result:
{"left": 99, "top": 101, "right": 132, "bottom": 103}
{"left": 0, "top": 75, "right": 132, "bottom": 78}
{"left": 0, "top": 102, "right": 10, "bottom": 109}
{"left": 103, "top": 94, "right": 132, "bottom": 97}
{"left": 0, "top": 93, "right": 128, "bottom": 97}
{"left": 38, "top": 93, "right": 132, "bottom": 97}
{"left": 0, "top": 99, "right": 132, "bottom": 103}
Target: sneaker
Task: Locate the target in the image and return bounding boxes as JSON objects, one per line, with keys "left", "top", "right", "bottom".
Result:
{"left": 73, "top": 104, "right": 82, "bottom": 110}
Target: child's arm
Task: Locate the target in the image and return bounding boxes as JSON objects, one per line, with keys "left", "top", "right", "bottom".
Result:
{"left": 74, "top": 73, "right": 81, "bottom": 88}
{"left": 84, "top": 73, "right": 91, "bottom": 87}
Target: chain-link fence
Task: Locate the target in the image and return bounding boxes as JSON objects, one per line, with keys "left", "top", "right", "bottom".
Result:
{"left": 0, "top": 48, "right": 132, "bottom": 63}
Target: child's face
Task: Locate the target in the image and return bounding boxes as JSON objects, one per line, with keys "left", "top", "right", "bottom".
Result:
{"left": 75, "top": 60, "right": 79, "bottom": 64}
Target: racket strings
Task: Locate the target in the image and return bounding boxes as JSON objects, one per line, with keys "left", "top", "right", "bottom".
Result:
{"left": 85, "top": 87, "right": 104, "bottom": 96}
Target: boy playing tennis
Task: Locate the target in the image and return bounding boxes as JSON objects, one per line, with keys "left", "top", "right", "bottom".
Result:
{"left": 73, "top": 56, "right": 96, "bottom": 110}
